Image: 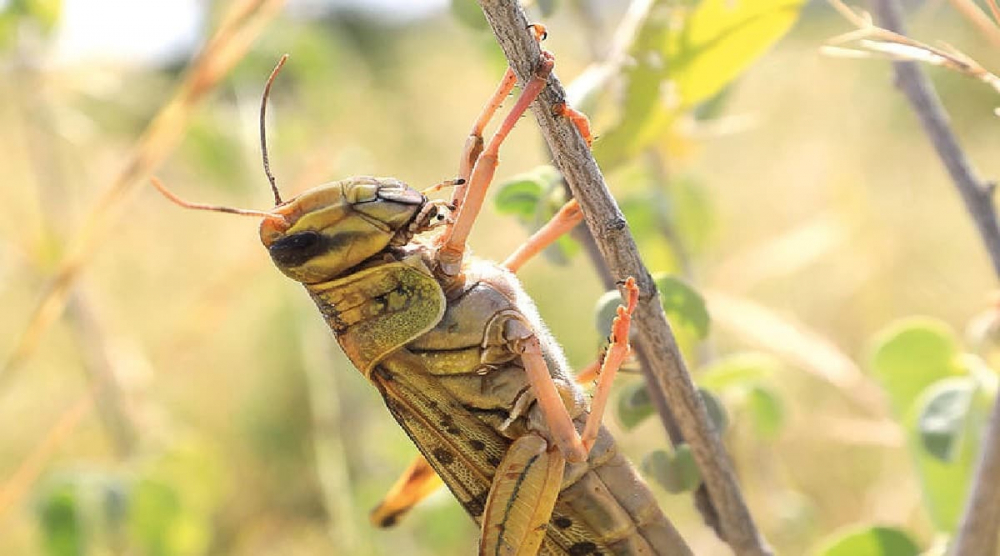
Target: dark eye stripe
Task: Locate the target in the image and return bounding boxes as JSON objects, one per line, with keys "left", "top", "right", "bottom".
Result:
{"left": 269, "top": 231, "right": 324, "bottom": 267}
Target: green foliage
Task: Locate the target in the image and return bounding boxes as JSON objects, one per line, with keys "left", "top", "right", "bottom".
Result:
{"left": 642, "top": 445, "right": 702, "bottom": 494}
{"left": 747, "top": 384, "right": 784, "bottom": 439}
{"left": 494, "top": 168, "right": 554, "bottom": 219}
{"left": 919, "top": 378, "right": 976, "bottom": 462}
{"left": 654, "top": 274, "right": 710, "bottom": 339}
{"left": 700, "top": 387, "right": 730, "bottom": 434}
{"left": 36, "top": 479, "right": 83, "bottom": 556}
{"left": 593, "top": 0, "right": 804, "bottom": 169}
{"left": 698, "top": 353, "right": 786, "bottom": 439}
{"left": 617, "top": 379, "right": 654, "bottom": 430}
{"left": 813, "top": 525, "right": 920, "bottom": 556}
{"left": 869, "top": 318, "right": 998, "bottom": 533}
{"left": 698, "top": 352, "right": 777, "bottom": 391}
{"left": 494, "top": 165, "right": 579, "bottom": 263}
{"left": 870, "top": 318, "right": 964, "bottom": 418}
{"left": 0, "top": 0, "right": 62, "bottom": 48}
{"left": 906, "top": 373, "right": 995, "bottom": 532}
{"left": 450, "top": 0, "right": 489, "bottom": 30}
{"left": 129, "top": 478, "right": 201, "bottom": 556}
{"left": 32, "top": 442, "right": 224, "bottom": 556}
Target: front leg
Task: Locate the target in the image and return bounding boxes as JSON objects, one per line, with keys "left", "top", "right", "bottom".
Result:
{"left": 480, "top": 434, "right": 566, "bottom": 556}
{"left": 436, "top": 52, "right": 554, "bottom": 278}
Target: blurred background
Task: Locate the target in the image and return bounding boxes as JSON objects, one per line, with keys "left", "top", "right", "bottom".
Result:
{"left": 1, "top": 0, "right": 998, "bottom": 554}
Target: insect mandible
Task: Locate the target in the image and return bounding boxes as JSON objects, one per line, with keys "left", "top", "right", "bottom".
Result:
{"left": 153, "top": 29, "right": 688, "bottom": 556}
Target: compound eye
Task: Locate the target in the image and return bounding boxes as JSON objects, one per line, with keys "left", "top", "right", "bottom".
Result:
{"left": 268, "top": 230, "right": 324, "bottom": 267}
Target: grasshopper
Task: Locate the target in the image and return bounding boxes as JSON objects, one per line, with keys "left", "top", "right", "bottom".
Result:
{"left": 154, "top": 33, "right": 687, "bottom": 555}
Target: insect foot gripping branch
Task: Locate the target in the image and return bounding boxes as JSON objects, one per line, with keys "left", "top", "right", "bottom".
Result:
{"left": 153, "top": 49, "right": 691, "bottom": 556}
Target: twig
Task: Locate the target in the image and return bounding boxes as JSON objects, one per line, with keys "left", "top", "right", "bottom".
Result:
{"left": 823, "top": 0, "right": 1000, "bottom": 97}
{"left": 946, "top": 0, "right": 1000, "bottom": 48}
{"left": 0, "top": 394, "right": 93, "bottom": 523}
{"left": 477, "top": 1, "right": 772, "bottom": 554}
{"left": 0, "top": 0, "right": 286, "bottom": 390}
{"left": 867, "top": 0, "right": 1000, "bottom": 554}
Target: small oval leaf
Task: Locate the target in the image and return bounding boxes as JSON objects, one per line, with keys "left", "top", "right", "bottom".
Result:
{"left": 748, "top": 385, "right": 785, "bottom": 439}
{"left": 699, "top": 387, "right": 729, "bottom": 434}
{"left": 37, "top": 481, "right": 83, "bottom": 556}
{"left": 698, "top": 352, "right": 780, "bottom": 392}
{"left": 870, "top": 318, "right": 962, "bottom": 418}
{"left": 617, "top": 381, "right": 654, "bottom": 430}
{"left": 642, "top": 445, "right": 702, "bottom": 494}
{"left": 654, "top": 274, "right": 710, "bottom": 339}
{"left": 494, "top": 178, "right": 543, "bottom": 219}
{"left": 594, "top": 289, "right": 623, "bottom": 337}
{"left": 813, "top": 525, "right": 920, "bottom": 556}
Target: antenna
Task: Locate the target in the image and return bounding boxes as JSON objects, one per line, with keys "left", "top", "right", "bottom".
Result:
{"left": 261, "top": 54, "right": 289, "bottom": 206}
{"left": 151, "top": 177, "right": 287, "bottom": 223}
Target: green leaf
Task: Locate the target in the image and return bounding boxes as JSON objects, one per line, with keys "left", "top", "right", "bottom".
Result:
{"left": 127, "top": 442, "right": 221, "bottom": 556}
{"left": 594, "top": 0, "right": 803, "bottom": 169}
{"left": 671, "top": 175, "right": 715, "bottom": 254}
{"left": 699, "top": 387, "right": 729, "bottom": 434}
{"left": 748, "top": 384, "right": 784, "bottom": 439}
{"left": 870, "top": 318, "right": 963, "bottom": 418}
{"left": 594, "top": 289, "right": 622, "bottom": 337}
{"left": 813, "top": 525, "right": 920, "bottom": 556}
{"left": 698, "top": 352, "right": 780, "bottom": 392}
{"left": 494, "top": 176, "right": 544, "bottom": 219}
{"left": 642, "top": 445, "right": 702, "bottom": 493}
{"left": 495, "top": 166, "right": 561, "bottom": 219}
{"left": 906, "top": 376, "right": 994, "bottom": 532}
{"left": 918, "top": 380, "right": 974, "bottom": 462}
{"left": 617, "top": 380, "right": 654, "bottom": 430}
{"left": 37, "top": 481, "right": 83, "bottom": 556}
{"left": 654, "top": 273, "right": 710, "bottom": 339}
{"left": 450, "top": 0, "right": 488, "bottom": 30}
{"left": 618, "top": 189, "right": 670, "bottom": 244}
{"left": 667, "top": 0, "right": 802, "bottom": 108}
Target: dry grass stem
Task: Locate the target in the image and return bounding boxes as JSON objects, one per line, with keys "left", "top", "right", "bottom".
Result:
{"left": 823, "top": 0, "right": 1000, "bottom": 98}
{"left": 0, "top": 0, "right": 287, "bottom": 388}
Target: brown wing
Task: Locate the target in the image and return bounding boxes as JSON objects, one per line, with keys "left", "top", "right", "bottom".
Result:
{"left": 370, "top": 350, "right": 630, "bottom": 555}
{"left": 371, "top": 350, "right": 509, "bottom": 523}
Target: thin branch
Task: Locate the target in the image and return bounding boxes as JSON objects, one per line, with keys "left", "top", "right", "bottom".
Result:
{"left": 946, "top": 0, "right": 1000, "bottom": 48}
{"left": 823, "top": 0, "right": 1000, "bottom": 97}
{"left": 477, "top": 1, "right": 772, "bottom": 554}
{"left": 866, "top": 0, "right": 1000, "bottom": 554}
{"left": 0, "top": 0, "right": 286, "bottom": 390}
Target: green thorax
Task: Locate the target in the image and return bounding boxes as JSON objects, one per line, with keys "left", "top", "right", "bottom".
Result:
{"left": 304, "top": 254, "right": 446, "bottom": 376}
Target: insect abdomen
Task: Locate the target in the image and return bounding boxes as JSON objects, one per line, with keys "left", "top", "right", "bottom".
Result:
{"left": 544, "top": 426, "right": 683, "bottom": 555}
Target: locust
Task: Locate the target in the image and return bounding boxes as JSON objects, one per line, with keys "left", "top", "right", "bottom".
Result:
{"left": 153, "top": 30, "right": 687, "bottom": 555}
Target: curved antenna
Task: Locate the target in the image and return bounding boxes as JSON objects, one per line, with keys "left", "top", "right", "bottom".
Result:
{"left": 151, "top": 177, "right": 287, "bottom": 223}
{"left": 261, "top": 54, "right": 289, "bottom": 206}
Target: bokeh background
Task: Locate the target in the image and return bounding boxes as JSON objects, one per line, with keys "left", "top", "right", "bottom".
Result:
{"left": 1, "top": 0, "right": 999, "bottom": 554}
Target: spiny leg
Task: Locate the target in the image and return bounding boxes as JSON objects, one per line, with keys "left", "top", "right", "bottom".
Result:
{"left": 479, "top": 434, "right": 565, "bottom": 556}
{"left": 437, "top": 51, "right": 555, "bottom": 276}
{"left": 581, "top": 277, "right": 639, "bottom": 450}
{"left": 369, "top": 455, "right": 443, "bottom": 528}
{"left": 453, "top": 24, "right": 549, "bottom": 217}
{"left": 508, "top": 278, "right": 639, "bottom": 463}
{"left": 503, "top": 199, "right": 583, "bottom": 273}
{"left": 454, "top": 67, "right": 517, "bottom": 209}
